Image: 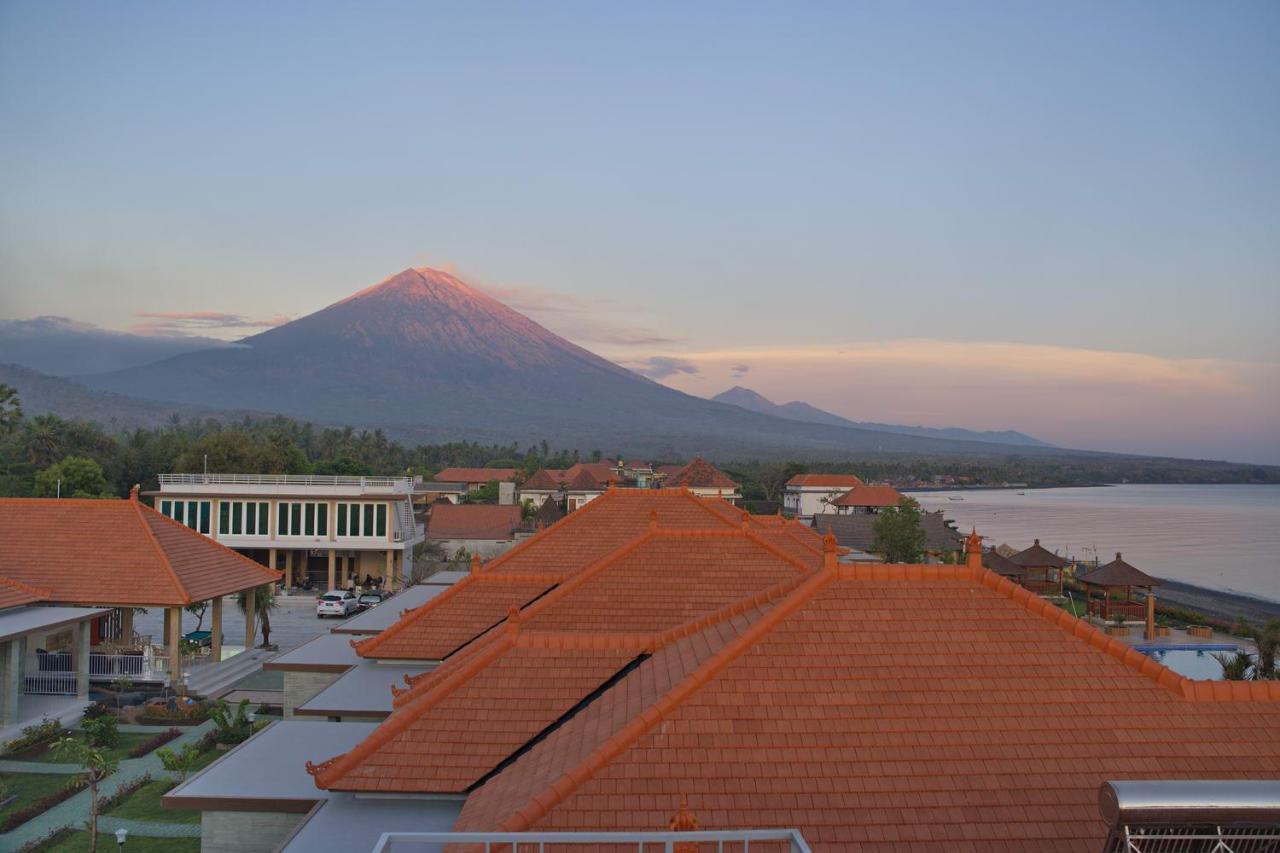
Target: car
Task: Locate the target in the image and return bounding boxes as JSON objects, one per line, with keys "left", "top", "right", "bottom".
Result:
{"left": 316, "top": 590, "right": 359, "bottom": 618}
{"left": 357, "top": 591, "right": 388, "bottom": 611}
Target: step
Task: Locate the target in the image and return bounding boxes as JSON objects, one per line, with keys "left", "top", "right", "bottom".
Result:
{"left": 186, "top": 648, "right": 276, "bottom": 699}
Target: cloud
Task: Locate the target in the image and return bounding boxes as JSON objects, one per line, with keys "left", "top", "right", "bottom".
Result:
{"left": 130, "top": 311, "right": 291, "bottom": 336}
{"left": 622, "top": 355, "right": 702, "bottom": 379}
{"left": 730, "top": 363, "right": 751, "bottom": 378}
{"left": 625, "top": 340, "right": 1280, "bottom": 464}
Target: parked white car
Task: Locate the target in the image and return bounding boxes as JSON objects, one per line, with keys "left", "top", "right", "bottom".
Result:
{"left": 316, "top": 590, "right": 359, "bottom": 618}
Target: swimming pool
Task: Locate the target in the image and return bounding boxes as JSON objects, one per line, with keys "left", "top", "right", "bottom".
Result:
{"left": 1134, "top": 644, "right": 1246, "bottom": 680}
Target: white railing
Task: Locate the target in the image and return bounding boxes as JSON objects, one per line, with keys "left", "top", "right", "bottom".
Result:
{"left": 159, "top": 473, "right": 413, "bottom": 491}
{"left": 89, "top": 652, "right": 151, "bottom": 679}
{"left": 394, "top": 497, "right": 417, "bottom": 542}
{"left": 371, "top": 830, "right": 812, "bottom": 853}
{"left": 24, "top": 671, "right": 76, "bottom": 696}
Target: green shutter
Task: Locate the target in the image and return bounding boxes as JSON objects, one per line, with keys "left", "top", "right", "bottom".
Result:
{"left": 231, "top": 502, "right": 243, "bottom": 535}
{"left": 258, "top": 503, "right": 268, "bottom": 533}
{"left": 317, "top": 503, "right": 328, "bottom": 536}
{"left": 337, "top": 503, "right": 347, "bottom": 536}
{"left": 200, "top": 502, "right": 211, "bottom": 535}
{"left": 161, "top": 500, "right": 172, "bottom": 517}
{"left": 219, "top": 502, "right": 230, "bottom": 535}
{"left": 291, "top": 503, "right": 301, "bottom": 535}
{"left": 363, "top": 505, "right": 374, "bottom": 538}
{"left": 187, "top": 501, "right": 199, "bottom": 530}
{"left": 376, "top": 504, "right": 387, "bottom": 538}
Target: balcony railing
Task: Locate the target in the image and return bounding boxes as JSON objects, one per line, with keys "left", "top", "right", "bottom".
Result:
{"left": 24, "top": 671, "right": 76, "bottom": 696}
{"left": 159, "top": 473, "right": 413, "bottom": 490}
{"left": 371, "top": 830, "right": 812, "bottom": 853}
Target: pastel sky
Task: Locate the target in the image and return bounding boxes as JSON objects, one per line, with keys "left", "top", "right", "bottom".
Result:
{"left": 1, "top": 2, "right": 1277, "bottom": 463}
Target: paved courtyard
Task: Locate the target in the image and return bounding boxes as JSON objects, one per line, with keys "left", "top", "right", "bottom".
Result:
{"left": 131, "top": 591, "right": 346, "bottom": 655}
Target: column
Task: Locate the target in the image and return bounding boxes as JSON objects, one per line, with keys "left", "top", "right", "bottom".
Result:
{"left": 339, "top": 553, "right": 348, "bottom": 588}
{"left": 162, "top": 608, "right": 172, "bottom": 648}
{"left": 210, "top": 597, "right": 223, "bottom": 663}
{"left": 211, "top": 499, "right": 220, "bottom": 541}
{"left": 1145, "top": 592, "right": 1157, "bottom": 641}
{"left": 75, "top": 620, "right": 90, "bottom": 699}
{"left": 327, "top": 550, "right": 336, "bottom": 592}
{"left": 1, "top": 640, "right": 21, "bottom": 727}
{"left": 167, "top": 606, "right": 183, "bottom": 692}
{"left": 385, "top": 549, "right": 394, "bottom": 588}
{"left": 119, "top": 607, "right": 134, "bottom": 647}
{"left": 243, "top": 586, "right": 257, "bottom": 650}
{"left": 268, "top": 547, "right": 277, "bottom": 573}
{"left": 284, "top": 551, "right": 293, "bottom": 589}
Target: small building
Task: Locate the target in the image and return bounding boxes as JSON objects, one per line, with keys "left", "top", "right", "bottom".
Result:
{"left": 433, "top": 467, "right": 518, "bottom": 491}
{"left": 827, "top": 484, "right": 904, "bottom": 514}
{"left": 516, "top": 468, "right": 568, "bottom": 509}
{"left": 982, "top": 548, "right": 1024, "bottom": 580}
{"left": 1076, "top": 553, "right": 1160, "bottom": 622}
{"left": 1008, "top": 538, "right": 1069, "bottom": 595}
{"left": 783, "top": 473, "right": 865, "bottom": 518}
{"left": 426, "top": 504, "right": 524, "bottom": 560}
{"left": 0, "top": 491, "right": 280, "bottom": 696}
{"left": 813, "top": 510, "right": 963, "bottom": 560}
{"left": 151, "top": 473, "right": 424, "bottom": 594}
{"left": 412, "top": 480, "right": 469, "bottom": 507}
{"left": 661, "top": 457, "right": 741, "bottom": 502}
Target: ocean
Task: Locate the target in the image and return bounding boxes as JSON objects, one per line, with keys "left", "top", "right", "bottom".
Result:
{"left": 911, "top": 484, "right": 1280, "bottom": 602}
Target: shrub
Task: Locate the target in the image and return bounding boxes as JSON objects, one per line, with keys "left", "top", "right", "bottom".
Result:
{"left": 208, "top": 698, "right": 253, "bottom": 746}
{"left": 0, "top": 778, "right": 87, "bottom": 831}
{"left": 157, "top": 742, "right": 203, "bottom": 780}
{"left": 4, "top": 718, "right": 68, "bottom": 755}
{"left": 82, "top": 714, "right": 120, "bottom": 749}
{"left": 81, "top": 702, "right": 111, "bottom": 721}
{"left": 94, "top": 773, "right": 150, "bottom": 813}
{"left": 127, "top": 727, "right": 182, "bottom": 759}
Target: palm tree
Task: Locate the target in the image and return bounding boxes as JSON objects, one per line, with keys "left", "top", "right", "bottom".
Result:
{"left": 236, "top": 584, "right": 279, "bottom": 648}
{"left": 0, "top": 384, "right": 21, "bottom": 434}
{"left": 23, "top": 414, "right": 63, "bottom": 468}
{"left": 1212, "top": 649, "right": 1254, "bottom": 681}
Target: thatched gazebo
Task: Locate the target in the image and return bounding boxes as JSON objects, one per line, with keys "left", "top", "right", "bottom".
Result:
{"left": 1076, "top": 553, "right": 1159, "bottom": 622}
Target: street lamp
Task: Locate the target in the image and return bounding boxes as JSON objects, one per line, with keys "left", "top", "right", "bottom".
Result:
{"left": 115, "top": 827, "right": 128, "bottom": 851}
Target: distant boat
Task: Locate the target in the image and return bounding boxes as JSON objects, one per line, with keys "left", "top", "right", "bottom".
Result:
{"left": 1016, "top": 491, "right": 1026, "bottom": 496}
{"left": 948, "top": 496, "right": 964, "bottom": 501}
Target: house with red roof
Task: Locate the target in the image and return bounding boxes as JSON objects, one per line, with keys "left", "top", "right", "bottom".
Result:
{"left": 782, "top": 472, "right": 866, "bottom": 518}
{"left": 433, "top": 467, "right": 518, "bottom": 490}
{"left": 0, "top": 488, "right": 280, "bottom": 699}
{"left": 660, "top": 457, "right": 741, "bottom": 502}
{"left": 824, "top": 483, "right": 904, "bottom": 514}
{"left": 425, "top": 503, "right": 525, "bottom": 560}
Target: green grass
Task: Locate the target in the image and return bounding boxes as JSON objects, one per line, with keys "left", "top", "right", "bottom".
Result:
{"left": 103, "top": 778, "right": 200, "bottom": 824}
{"left": 36, "top": 831, "right": 200, "bottom": 852}
{"left": 0, "top": 772, "right": 80, "bottom": 823}
{"left": 24, "top": 732, "right": 157, "bottom": 764}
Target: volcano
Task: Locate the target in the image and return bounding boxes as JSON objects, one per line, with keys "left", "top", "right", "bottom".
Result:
{"left": 83, "top": 267, "right": 1056, "bottom": 457}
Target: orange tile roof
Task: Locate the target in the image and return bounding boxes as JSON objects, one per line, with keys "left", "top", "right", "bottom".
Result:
{"left": 427, "top": 504, "right": 523, "bottom": 540}
{"left": 0, "top": 496, "right": 281, "bottom": 606}
{"left": 829, "top": 484, "right": 904, "bottom": 507}
{"left": 520, "top": 469, "right": 568, "bottom": 491}
{"left": 448, "top": 553, "right": 1280, "bottom": 848}
{"left": 1011, "top": 538, "right": 1070, "bottom": 569}
{"left": 435, "top": 468, "right": 518, "bottom": 484}
{"left": 662, "top": 457, "right": 739, "bottom": 491}
{"left": 0, "top": 576, "right": 51, "bottom": 610}
{"left": 786, "top": 473, "right": 865, "bottom": 488}
{"left": 355, "top": 490, "right": 822, "bottom": 663}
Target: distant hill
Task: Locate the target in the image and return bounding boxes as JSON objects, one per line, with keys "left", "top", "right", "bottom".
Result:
{"left": 0, "top": 363, "right": 261, "bottom": 431}
{"left": 0, "top": 316, "right": 230, "bottom": 376}
{"left": 78, "top": 267, "right": 1071, "bottom": 459}
{"left": 711, "top": 386, "right": 1053, "bottom": 449}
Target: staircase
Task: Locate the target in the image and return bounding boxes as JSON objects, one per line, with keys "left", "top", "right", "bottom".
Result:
{"left": 185, "top": 647, "right": 276, "bottom": 699}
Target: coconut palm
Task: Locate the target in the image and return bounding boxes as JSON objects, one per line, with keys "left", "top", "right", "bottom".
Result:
{"left": 1212, "top": 649, "right": 1254, "bottom": 681}
{"left": 236, "top": 584, "right": 278, "bottom": 648}
{"left": 0, "top": 384, "right": 21, "bottom": 434}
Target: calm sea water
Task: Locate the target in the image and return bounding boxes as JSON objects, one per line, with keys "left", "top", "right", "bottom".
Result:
{"left": 912, "top": 484, "right": 1280, "bottom": 602}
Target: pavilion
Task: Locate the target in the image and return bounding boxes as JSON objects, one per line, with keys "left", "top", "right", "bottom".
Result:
{"left": 0, "top": 487, "right": 281, "bottom": 697}
{"left": 1076, "top": 552, "right": 1160, "bottom": 622}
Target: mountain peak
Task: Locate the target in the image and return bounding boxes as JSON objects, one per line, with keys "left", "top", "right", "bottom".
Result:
{"left": 343, "top": 266, "right": 482, "bottom": 305}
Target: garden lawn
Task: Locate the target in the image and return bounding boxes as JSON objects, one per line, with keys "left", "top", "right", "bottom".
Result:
{"left": 0, "top": 772, "right": 79, "bottom": 824}
{"left": 25, "top": 731, "right": 157, "bottom": 764}
{"left": 36, "top": 831, "right": 200, "bottom": 852}
{"left": 104, "top": 778, "right": 200, "bottom": 824}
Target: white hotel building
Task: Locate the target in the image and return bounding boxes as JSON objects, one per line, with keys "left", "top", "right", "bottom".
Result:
{"left": 149, "top": 474, "right": 425, "bottom": 592}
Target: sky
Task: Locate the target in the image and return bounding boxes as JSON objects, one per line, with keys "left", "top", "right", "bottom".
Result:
{"left": 0, "top": 2, "right": 1277, "bottom": 463}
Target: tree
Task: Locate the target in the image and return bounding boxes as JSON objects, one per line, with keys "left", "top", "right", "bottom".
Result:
{"left": 208, "top": 698, "right": 253, "bottom": 745}
{"left": 465, "top": 479, "right": 500, "bottom": 504}
{"left": 1213, "top": 649, "right": 1254, "bottom": 681}
{"left": 52, "top": 736, "right": 119, "bottom": 852}
{"left": 33, "top": 456, "right": 113, "bottom": 498}
{"left": 185, "top": 601, "right": 209, "bottom": 631}
{"left": 872, "top": 498, "right": 927, "bottom": 563}
{"left": 237, "top": 584, "right": 278, "bottom": 648}
{"left": 157, "top": 741, "right": 201, "bottom": 780}
{"left": 0, "top": 384, "right": 21, "bottom": 434}
{"left": 756, "top": 461, "right": 806, "bottom": 503}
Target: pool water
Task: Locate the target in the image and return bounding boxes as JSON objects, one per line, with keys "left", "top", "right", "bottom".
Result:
{"left": 1135, "top": 644, "right": 1246, "bottom": 680}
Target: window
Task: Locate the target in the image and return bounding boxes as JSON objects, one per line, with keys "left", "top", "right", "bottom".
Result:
{"left": 291, "top": 503, "right": 302, "bottom": 535}
{"left": 337, "top": 503, "right": 347, "bottom": 536}
{"left": 335, "top": 502, "right": 388, "bottom": 538}
{"left": 257, "top": 502, "right": 268, "bottom": 534}
{"left": 363, "top": 504, "right": 374, "bottom": 538}
{"left": 304, "top": 503, "right": 315, "bottom": 536}
{"left": 375, "top": 504, "right": 386, "bottom": 538}
{"left": 316, "top": 502, "right": 328, "bottom": 536}
{"left": 160, "top": 499, "right": 210, "bottom": 534}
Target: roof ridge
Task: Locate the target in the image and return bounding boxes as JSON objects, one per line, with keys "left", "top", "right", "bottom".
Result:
{"left": 650, "top": 569, "right": 815, "bottom": 652}
{"left": 311, "top": 631, "right": 517, "bottom": 789}
{"left": 354, "top": 570, "right": 480, "bottom": 657}
{"left": 512, "top": 531, "right": 655, "bottom": 625}
{"left": 497, "top": 565, "right": 835, "bottom": 832}
{"left": 141, "top": 501, "right": 281, "bottom": 596}
{"left": 740, "top": 527, "right": 814, "bottom": 574}
{"left": 0, "top": 575, "right": 53, "bottom": 599}
{"left": 968, "top": 564, "right": 1280, "bottom": 701}
{"left": 131, "top": 499, "right": 193, "bottom": 605}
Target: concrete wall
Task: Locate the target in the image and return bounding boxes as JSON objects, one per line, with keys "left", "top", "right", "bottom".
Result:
{"left": 201, "top": 809, "right": 303, "bottom": 853}
{"left": 283, "top": 671, "right": 341, "bottom": 719}
{"left": 432, "top": 537, "right": 519, "bottom": 560}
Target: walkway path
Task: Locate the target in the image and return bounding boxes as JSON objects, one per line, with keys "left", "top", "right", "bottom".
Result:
{"left": 0, "top": 720, "right": 215, "bottom": 848}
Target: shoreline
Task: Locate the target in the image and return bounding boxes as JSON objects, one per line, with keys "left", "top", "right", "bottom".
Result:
{"left": 1152, "top": 578, "right": 1280, "bottom": 626}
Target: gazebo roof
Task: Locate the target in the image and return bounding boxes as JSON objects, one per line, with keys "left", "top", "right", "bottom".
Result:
{"left": 1077, "top": 553, "right": 1160, "bottom": 589}
{"left": 1010, "top": 539, "right": 1069, "bottom": 569}
{"left": 0, "top": 491, "right": 281, "bottom": 606}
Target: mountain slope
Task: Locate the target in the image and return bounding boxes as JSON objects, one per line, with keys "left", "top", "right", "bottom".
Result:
{"left": 711, "top": 386, "right": 1052, "bottom": 448}
{"left": 0, "top": 317, "right": 230, "bottom": 376}
{"left": 82, "top": 268, "right": 1067, "bottom": 458}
